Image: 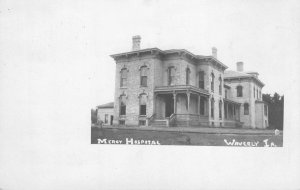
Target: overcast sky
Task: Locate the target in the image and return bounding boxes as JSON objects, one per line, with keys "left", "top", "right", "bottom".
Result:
{"left": 0, "top": 0, "right": 299, "bottom": 109}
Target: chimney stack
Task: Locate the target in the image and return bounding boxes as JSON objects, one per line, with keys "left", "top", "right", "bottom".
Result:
{"left": 132, "top": 35, "right": 141, "bottom": 51}
{"left": 212, "top": 47, "right": 217, "bottom": 59}
{"left": 236, "top": 62, "right": 244, "bottom": 72}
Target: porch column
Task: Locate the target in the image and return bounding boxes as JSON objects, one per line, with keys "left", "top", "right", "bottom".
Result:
{"left": 173, "top": 93, "right": 177, "bottom": 114}
{"left": 186, "top": 92, "right": 190, "bottom": 113}
{"left": 226, "top": 103, "right": 229, "bottom": 119}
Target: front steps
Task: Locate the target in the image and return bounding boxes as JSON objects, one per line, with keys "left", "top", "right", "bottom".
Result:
{"left": 151, "top": 119, "right": 168, "bottom": 127}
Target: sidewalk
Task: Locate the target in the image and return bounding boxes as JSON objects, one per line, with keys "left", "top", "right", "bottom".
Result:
{"left": 93, "top": 125, "right": 282, "bottom": 136}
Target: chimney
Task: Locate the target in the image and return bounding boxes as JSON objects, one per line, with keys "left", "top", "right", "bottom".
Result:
{"left": 132, "top": 35, "right": 141, "bottom": 51}
{"left": 212, "top": 47, "right": 217, "bottom": 59}
{"left": 236, "top": 61, "right": 244, "bottom": 72}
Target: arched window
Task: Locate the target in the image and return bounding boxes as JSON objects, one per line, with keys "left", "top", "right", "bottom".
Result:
{"left": 186, "top": 67, "right": 191, "bottom": 85}
{"left": 120, "top": 95, "right": 127, "bottom": 115}
{"left": 237, "top": 85, "right": 243, "bottom": 97}
{"left": 120, "top": 68, "right": 128, "bottom": 87}
{"left": 140, "top": 66, "right": 148, "bottom": 87}
{"left": 244, "top": 103, "right": 249, "bottom": 115}
{"left": 219, "top": 100, "right": 222, "bottom": 119}
{"left": 139, "top": 94, "right": 147, "bottom": 116}
{"left": 198, "top": 71, "right": 205, "bottom": 89}
{"left": 219, "top": 76, "right": 222, "bottom": 95}
{"left": 168, "top": 67, "right": 175, "bottom": 86}
{"left": 211, "top": 98, "right": 215, "bottom": 118}
{"left": 211, "top": 72, "right": 215, "bottom": 92}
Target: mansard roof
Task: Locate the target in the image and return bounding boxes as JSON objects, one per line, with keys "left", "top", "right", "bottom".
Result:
{"left": 97, "top": 102, "right": 114, "bottom": 109}
{"left": 224, "top": 70, "right": 265, "bottom": 87}
{"left": 110, "top": 48, "right": 228, "bottom": 70}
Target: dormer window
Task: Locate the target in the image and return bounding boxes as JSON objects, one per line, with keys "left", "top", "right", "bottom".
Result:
{"left": 237, "top": 85, "right": 243, "bottom": 97}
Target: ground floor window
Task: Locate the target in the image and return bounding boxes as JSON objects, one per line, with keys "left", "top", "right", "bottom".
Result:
{"left": 244, "top": 103, "right": 249, "bottom": 115}
{"left": 211, "top": 98, "right": 214, "bottom": 118}
{"left": 219, "top": 101, "right": 222, "bottom": 119}
{"left": 200, "top": 97, "right": 205, "bottom": 115}
{"left": 139, "top": 120, "right": 146, "bottom": 126}
{"left": 140, "top": 105, "right": 146, "bottom": 115}
{"left": 104, "top": 114, "right": 108, "bottom": 124}
{"left": 119, "top": 120, "right": 125, "bottom": 125}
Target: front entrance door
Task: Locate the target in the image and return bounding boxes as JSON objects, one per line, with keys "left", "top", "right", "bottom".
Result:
{"left": 165, "top": 95, "right": 174, "bottom": 117}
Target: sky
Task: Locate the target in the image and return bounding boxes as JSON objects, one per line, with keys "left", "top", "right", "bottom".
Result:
{"left": 1, "top": 0, "right": 299, "bottom": 109}
{"left": 89, "top": 0, "right": 299, "bottom": 107}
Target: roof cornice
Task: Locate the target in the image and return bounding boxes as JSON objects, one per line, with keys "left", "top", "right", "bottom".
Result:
{"left": 110, "top": 48, "right": 228, "bottom": 70}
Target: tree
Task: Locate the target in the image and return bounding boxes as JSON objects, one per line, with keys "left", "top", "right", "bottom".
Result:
{"left": 263, "top": 93, "right": 284, "bottom": 130}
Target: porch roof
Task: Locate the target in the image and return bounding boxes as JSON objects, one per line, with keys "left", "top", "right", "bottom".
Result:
{"left": 154, "top": 85, "right": 210, "bottom": 96}
{"left": 224, "top": 98, "right": 241, "bottom": 105}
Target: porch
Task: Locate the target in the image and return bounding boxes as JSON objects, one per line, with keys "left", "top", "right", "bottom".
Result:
{"left": 148, "top": 85, "right": 210, "bottom": 127}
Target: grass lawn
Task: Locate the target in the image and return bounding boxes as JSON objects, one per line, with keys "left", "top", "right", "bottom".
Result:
{"left": 91, "top": 127, "right": 283, "bottom": 147}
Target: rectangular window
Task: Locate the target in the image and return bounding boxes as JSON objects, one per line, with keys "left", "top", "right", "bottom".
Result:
{"left": 140, "top": 105, "right": 146, "bottom": 115}
{"left": 199, "top": 71, "right": 204, "bottom": 89}
{"left": 219, "top": 103, "right": 222, "bottom": 119}
{"left": 211, "top": 99, "right": 214, "bottom": 118}
{"left": 141, "top": 76, "right": 147, "bottom": 87}
{"left": 104, "top": 114, "right": 108, "bottom": 124}
{"left": 237, "top": 86, "right": 243, "bottom": 97}
{"left": 244, "top": 104, "right": 249, "bottom": 115}
{"left": 119, "top": 120, "right": 125, "bottom": 125}
{"left": 225, "top": 89, "right": 228, "bottom": 99}
{"left": 120, "top": 105, "right": 126, "bottom": 115}
{"left": 139, "top": 120, "right": 146, "bottom": 126}
{"left": 200, "top": 98, "right": 205, "bottom": 115}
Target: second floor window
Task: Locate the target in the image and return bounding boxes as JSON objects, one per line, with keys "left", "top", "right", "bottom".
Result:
{"left": 198, "top": 71, "right": 204, "bottom": 89}
{"left": 120, "top": 95, "right": 126, "bottom": 116}
{"left": 244, "top": 103, "right": 249, "bottom": 115}
{"left": 140, "top": 66, "right": 148, "bottom": 87}
{"left": 219, "top": 77, "right": 222, "bottom": 95}
{"left": 211, "top": 73, "right": 215, "bottom": 92}
{"left": 120, "top": 68, "right": 127, "bottom": 87}
{"left": 168, "top": 67, "right": 175, "bottom": 86}
{"left": 253, "top": 87, "right": 255, "bottom": 98}
{"left": 237, "top": 85, "right": 243, "bottom": 97}
{"left": 186, "top": 67, "right": 190, "bottom": 85}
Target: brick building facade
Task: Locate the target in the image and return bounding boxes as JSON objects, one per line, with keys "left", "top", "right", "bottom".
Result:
{"left": 100, "top": 36, "right": 268, "bottom": 129}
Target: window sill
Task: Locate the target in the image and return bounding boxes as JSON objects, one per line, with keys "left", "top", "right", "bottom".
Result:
{"left": 120, "top": 87, "right": 128, "bottom": 89}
